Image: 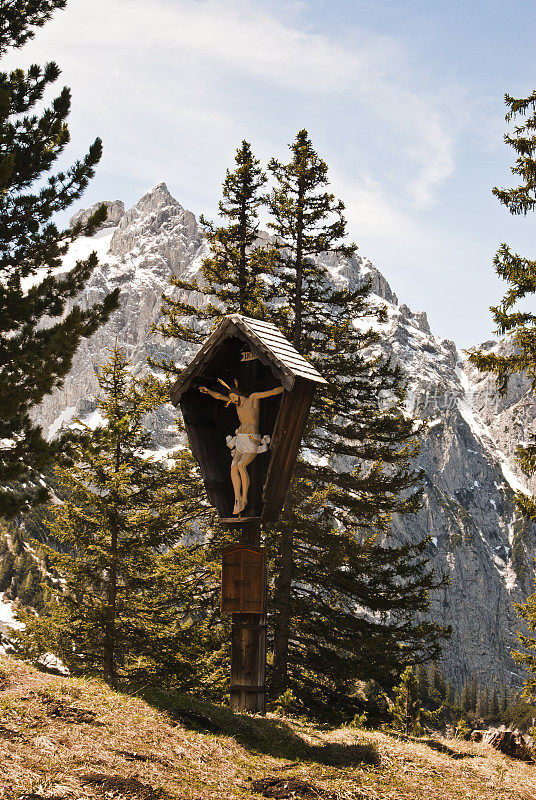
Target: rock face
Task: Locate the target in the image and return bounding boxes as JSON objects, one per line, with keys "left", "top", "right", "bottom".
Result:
{"left": 36, "top": 184, "right": 206, "bottom": 447}
{"left": 32, "top": 183, "right": 536, "bottom": 688}
{"left": 69, "top": 200, "right": 126, "bottom": 230}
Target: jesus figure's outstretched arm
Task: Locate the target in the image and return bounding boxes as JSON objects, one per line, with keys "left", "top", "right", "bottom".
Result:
{"left": 250, "top": 386, "right": 284, "bottom": 400}
{"left": 198, "top": 386, "right": 229, "bottom": 402}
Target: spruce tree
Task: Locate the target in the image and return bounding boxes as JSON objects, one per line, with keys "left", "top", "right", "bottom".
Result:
{"left": 14, "top": 347, "right": 209, "bottom": 687}
{"left": 490, "top": 686, "right": 500, "bottom": 721}
{"left": 390, "top": 667, "right": 423, "bottom": 735}
{"left": 0, "top": 1, "right": 67, "bottom": 54}
{"left": 468, "top": 674, "right": 478, "bottom": 712}
{"left": 265, "top": 130, "right": 447, "bottom": 710}
{"left": 468, "top": 92, "right": 536, "bottom": 699}
{"left": 468, "top": 91, "right": 536, "bottom": 489}
{"left": 267, "top": 129, "right": 356, "bottom": 350}
{"left": 0, "top": 1, "right": 119, "bottom": 516}
{"left": 501, "top": 687, "right": 510, "bottom": 716}
{"left": 429, "top": 662, "right": 447, "bottom": 709}
{"left": 461, "top": 681, "right": 471, "bottom": 714}
{"left": 416, "top": 663, "right": 429, "bottom": 706}
{"left": 444, "top": 680, "right": 454, "bottom": 711}
{"left": 480, "top": 686, "right": 490, "bottom": 721}
{"left": 156, "top": 140, "right": 271, "bottom": 359}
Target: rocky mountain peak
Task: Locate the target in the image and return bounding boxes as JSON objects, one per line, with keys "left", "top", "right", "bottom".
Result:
{"left": 329, "top": 251, "right": 399, "bottom": 306}
{"left": 109, "top": 182, "right": 203, "bottom": 265}
{"left": 399, "top": 304, "right": 432, "bottom": 336}
{"left": 69, "top": 200, "right": 125, "bottom": 231}
{"left": 366, "top": 260, "right": 399, "bottom": 305}
{"left": 119, "top": 181, "right": 179, "bottom": 220}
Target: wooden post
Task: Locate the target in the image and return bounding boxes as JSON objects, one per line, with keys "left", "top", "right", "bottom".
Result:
{"left": 220, "top": 517, "right": 266, "bottom": 713}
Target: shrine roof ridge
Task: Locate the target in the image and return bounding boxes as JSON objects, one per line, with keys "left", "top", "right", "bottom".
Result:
{"left": 169, "top": 313, "right": 327, "bottom": 403}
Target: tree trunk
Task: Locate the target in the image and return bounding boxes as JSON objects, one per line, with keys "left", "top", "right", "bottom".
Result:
{"left": 104, "top": 434, "right": 120, "bottom": 688}
{"left": 103, "top": 568, "right": 117, "bottom": 687}
{"left": 271, "top": 527, "right": 294, "bottom": 695}
{"left": 273, "top": 176, "right": 305, "bottom": 693}
{"left": 238, "top": 199, "right": 247, "bottom": 313}
{"left": 293, "top": 179, "right": 305, "bottom": 351}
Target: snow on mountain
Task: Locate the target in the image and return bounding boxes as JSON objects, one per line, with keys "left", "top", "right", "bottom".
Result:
{"left": 0, "top": 595, "right": 23, "bottom": 653}
{"left": 29, "top": 183, "right": 536, "bottom": 687}
{"left": 0, "top": 597, "right": 22, "bottom": 630}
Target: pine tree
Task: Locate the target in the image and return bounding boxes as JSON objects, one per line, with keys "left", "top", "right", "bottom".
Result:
{"left": 0, "top": 548, "right": 13, "bottom": 591}
{"left": 14, "top": 347, "right": 209, "bottom": 687}
{"left": 469, "top": 91, "right": 536, "bottom": 409}
{"left": 467, "top": 92, "right": 536, "bottom": 507}
{"left": 266, "top": 129, "right": 357, "bottom": 350}
{"left": 476, "top": 685, "right": 490, "bottom": 721}
{"left": 429, "top": 662, "right": 447, "bottom": 708}
{"left": 0, "top": 1, "right": 119, "bottom": 516}
{"left": 500, "top": 686, "right": 509, "bottom": 716}
{"left": 265, "top": 130, "right": 448, "bottom": 710}
{"left": 10, "top": 525, "right": 23, "bottom": 555}
{"left": 18, "top": 567, "right": 37, "bottom": 605}
{"left": 468, "top": 675, "right": 478, "bottom": 712}
{"left": 156, "top": 140, "right": 271, "bottom": 360}
{"left": 461, "top": 681, "right": 471, "bottom": 714}
{"left": 416, "top": 663, "right": 430, "bottom": 707}
{"left": 444, "top": 680, "right": 455, "bottom": 721}
{"left": 467, "top": 92, "right": 536, "bottom": 699}
{"left": 490, "top": 685, "right": 500, "bottom": 721}
{"left": 390, "top": 667, "right": 423, "bottom": 735}
{"left": 0, "top": 2, "right": 67, "bottom": 54}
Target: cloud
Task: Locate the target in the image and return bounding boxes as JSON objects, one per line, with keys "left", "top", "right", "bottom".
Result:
{"left": 1, "top": 0, "right": 468, "bottom": 241}
{"left": 5, "top": 0, "right": 515, "bottom": 347}
{"left": 331, "top": 170, "right": 419, "bottom": 249}
{"left": 11, "top": 0, "right": 363, "bottom": 91}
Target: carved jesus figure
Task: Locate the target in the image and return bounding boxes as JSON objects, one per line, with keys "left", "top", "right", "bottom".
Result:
{"left": 199, "top": 381, "right": 284, "bottom": 515}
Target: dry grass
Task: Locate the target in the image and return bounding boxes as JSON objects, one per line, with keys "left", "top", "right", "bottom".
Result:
{"left": 0, "top": 655, "right": 534, "bottom": 800}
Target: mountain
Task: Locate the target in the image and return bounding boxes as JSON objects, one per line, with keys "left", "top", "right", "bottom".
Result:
{"left": 25, "top": 183, "right": 536, "bottom": 688}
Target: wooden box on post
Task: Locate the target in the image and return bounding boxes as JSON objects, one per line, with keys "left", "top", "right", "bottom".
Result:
{"left": 221, "top": 544, "right": 265, "bottom": 614}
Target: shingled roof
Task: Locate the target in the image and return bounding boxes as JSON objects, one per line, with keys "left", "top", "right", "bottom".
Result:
{"left": 170, "top": 314, "right": 326, "bottom": 402}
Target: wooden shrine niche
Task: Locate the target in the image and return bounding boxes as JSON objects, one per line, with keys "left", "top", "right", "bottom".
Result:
{"left": 221, "top": 544, "right": 265, "bottom": 614}
{"left": 170, "top": 315, "right": 326, "bottom": 522}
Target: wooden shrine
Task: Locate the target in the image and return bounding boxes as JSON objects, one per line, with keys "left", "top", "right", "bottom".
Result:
{"left": 170, "top": 314, "right": 326, "bottom": 713}
{"left": 169, "top": 314, "right": 326, "bottom": 522}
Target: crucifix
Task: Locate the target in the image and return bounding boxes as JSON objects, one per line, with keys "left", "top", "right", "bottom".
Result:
{"left": 199, "top": 380, "right": 284, "bottom": 514}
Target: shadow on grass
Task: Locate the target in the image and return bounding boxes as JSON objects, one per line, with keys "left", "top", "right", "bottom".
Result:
{"left": 141, "top": 688, "right": 379, "bottom": 768}
{"left": 418, "top": 737, "right": 477, "bottom": 760}
{"left": 382, "top": 730, "right": 475, "bottom": 760}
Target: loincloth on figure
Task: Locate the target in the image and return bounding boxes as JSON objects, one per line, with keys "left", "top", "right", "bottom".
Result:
{"left": 226, "top": 430, "right": 270, "bottom": 457}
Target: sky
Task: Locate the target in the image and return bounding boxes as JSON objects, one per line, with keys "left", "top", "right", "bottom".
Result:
{"left": 4, "top": 0, "right": 536, "bottom": 347}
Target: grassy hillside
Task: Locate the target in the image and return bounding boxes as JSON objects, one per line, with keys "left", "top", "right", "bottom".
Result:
{"left": 0, "top": 654, "right": 535, "bottom": 800}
